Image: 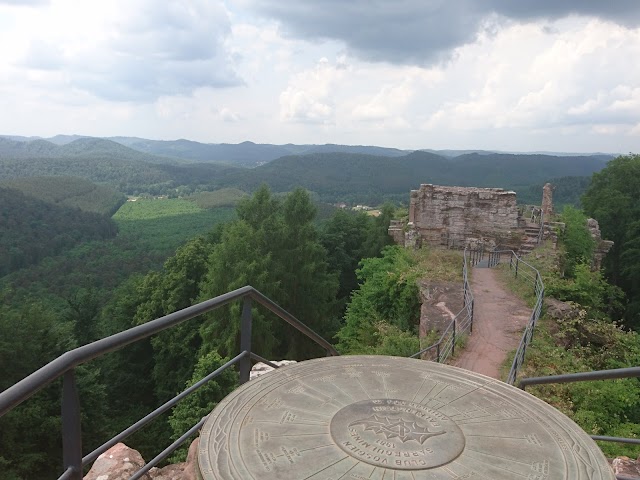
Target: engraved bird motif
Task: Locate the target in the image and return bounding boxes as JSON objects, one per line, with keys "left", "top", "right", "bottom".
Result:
{"left": 348, "top": 415, "right": 445, "bottom": 444}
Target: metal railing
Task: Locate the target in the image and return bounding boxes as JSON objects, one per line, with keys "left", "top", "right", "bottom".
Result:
{"left": 0, "top": 286, "right": 338, "bottom": 480}
{"left": 410, "top": 248, "right": 476, "bottom": 362}
{"left": 519, "top": 366, "right": 640, "bottom": 480}
{"left": 536, "top": 211, "right": 545, "bottom": 245}
{"left": 487, "top": 249, "right": 544, "bottom": 385}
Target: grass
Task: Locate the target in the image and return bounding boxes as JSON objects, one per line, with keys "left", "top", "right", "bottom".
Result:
{"left": 114, "top": 198, "right": 235, "bottom": 253}
{"left": 187, "top": 188, "right": 248, "bottom": 209}
{"left": 114, "top": 198, "right": 204, "bottom": 220}
{"left": 408, "top": 247, "right": 464, "bottom": 283}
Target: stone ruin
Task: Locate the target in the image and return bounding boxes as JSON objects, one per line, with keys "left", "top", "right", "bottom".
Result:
{"left": 587, "top": 218, "right": 614, "bottom": 270}
{"left": 388, "top": 182, "right": 614, "bottom": 271}
{"left": 389, "top": 184, "right": 525, "bottom": 250}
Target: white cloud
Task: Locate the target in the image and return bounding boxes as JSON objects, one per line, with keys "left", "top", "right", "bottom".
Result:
{"left": 0, "top": 2, "right": 639, "bottom": 153}
{"left": 6, "top": 0, "right": 241, "bottom": 102}
{"left": 279, "top": 58, "right": 341, "bottom": 124}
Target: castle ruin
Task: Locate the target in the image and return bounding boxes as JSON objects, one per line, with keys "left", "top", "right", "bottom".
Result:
{"left": 389, "top": 184, "right": 525, "bottom": 250}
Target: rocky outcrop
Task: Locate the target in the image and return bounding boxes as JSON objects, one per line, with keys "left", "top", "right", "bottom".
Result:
{"left": 611, "top": 456, "right": 640, "bottom": 478}
{"left": 84, "top": 443, "right": 150, "bottom": 480}
{"left": 587, "top": 218, "right": 614, "bottom": 270}
{"left": 419, "top": 280, "right": 464, "bottom": 344}
{"left": 83, "top": 440, "right": 199, "bottom": 480}
{"left": 541, "top": 183, "right": 554, "bottom": 217}
{"left": 250, "top": 360, "right": 296, "bottom": 380}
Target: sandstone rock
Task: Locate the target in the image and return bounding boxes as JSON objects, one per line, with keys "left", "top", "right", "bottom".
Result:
{"left": 419, "top": 280, "right": 464, "bottom": 341}
{"left": 149, "top": 438, "right": 199, "bottom": 480}
{"left": 611, "top": 456, "right": 640, "bottom": 477}
{"left": 84, "top": 442, "right": 150, "bottom": 480}
{"left": 250, "top": 360, "right": 296, "bottom": 380}
{"left": 587, "top": 218, "right": 614, "bottom": 270}
{"left": 542, "top": 183, "right": 554, "bottom": 217}
{"left": 545, "top": 298, "right": 578, "bottom": 322}
{"left": 394, "top": 184, "right": 521, "bottom": 249}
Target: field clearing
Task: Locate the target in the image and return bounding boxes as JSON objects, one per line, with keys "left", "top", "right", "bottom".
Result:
{"left": 188, "top": 188, "right": 247, "bottom": 209}
{"left": 114, "top": 198, "right": 235, "bottom": 252}
{"left": 114, "top": 197, "right": 204, "bottom": 220}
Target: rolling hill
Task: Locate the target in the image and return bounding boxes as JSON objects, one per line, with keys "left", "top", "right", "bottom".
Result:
{"left": 216, "top": 150, "right": 611, "bottom": 204}
{"left": 0, "top": 176, "right": 126, "bottom": 215}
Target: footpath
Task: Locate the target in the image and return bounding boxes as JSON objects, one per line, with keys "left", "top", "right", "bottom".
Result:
{"left": 453, "top": 266, "right": 530, "bottom": 379}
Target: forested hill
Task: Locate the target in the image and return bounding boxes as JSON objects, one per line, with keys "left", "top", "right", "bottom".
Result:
{"left": 0, "top": 187, "right": 117, "bottom": 276}
{"left": 219, "top": 151, "right": 611, "bottom": 204}
{"left": 0, "top": 136, "right": 612, "bottom": 202}
{"left": 0, "top": 176, "right": 125, "bottom": 215}
{"left": 0, "top": 137, "right": 180, "bottom": 164}
{"left": 448, "top": 153, "right": 610, "bottom": 187}
{"left": 105, "top": 138, "right": 409, "bottom": 165}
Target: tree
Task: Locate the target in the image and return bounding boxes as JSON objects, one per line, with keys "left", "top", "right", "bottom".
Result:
{"left": 168, "top": 352, "right": 237, "bottom": 461}
{"left": 582, "top": 154, "right": 640, "bottom": 326}
{"left": 560, "top": 206, "right": 595, "bottom": 277}
{"left": 198, "top": 187, "right": 338, "bottom": 360}
{"left": 337, "top": 246, "right": 420, "bottom": 353}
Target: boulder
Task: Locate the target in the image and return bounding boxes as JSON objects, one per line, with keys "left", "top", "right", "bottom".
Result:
{"left": 250, "top": 360, "right": 296, "bottom": 380}
{"left": 84, "top": 439, "right": 200, "bottom": 480}
{"left": 84, "top": 442, "right": 150, "bottom": 480}
{"left": 545, "top": 298, "right": 578, "bottom": 322}
{"left": 149, "top": 438, "right": 199, "bottom": 480}
{"left": 611, "top": 456, "right": 640, "bottom": 478}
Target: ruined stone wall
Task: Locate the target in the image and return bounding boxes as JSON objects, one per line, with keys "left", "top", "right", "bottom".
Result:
{"left": 406, "top": 184, "right": 521, "bottom": 248}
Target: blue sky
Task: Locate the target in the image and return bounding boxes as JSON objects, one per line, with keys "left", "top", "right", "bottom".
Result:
{"left": 1, "top": 0, "right": 639, "bottom": 153}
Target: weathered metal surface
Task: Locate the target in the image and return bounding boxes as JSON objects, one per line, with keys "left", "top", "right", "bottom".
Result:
{"left": 199, "top": 356, "right": 614, "bottom": 479}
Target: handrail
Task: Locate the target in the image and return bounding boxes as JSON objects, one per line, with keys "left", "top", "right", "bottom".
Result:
{"left": 518, "top": 366, "right": 640, "bottom": 466}
{"left": 519, "top": 366, "right": 640, "bottom": 390}
{"left": 410, "top": 248, "right": 475, "bottom": 362}
{"left": 487, "top": 249, "right": 544, "bottom": 385}
{"left": 0, "top": 286, "right": 338, "bottom": 479}
{"left": 536, "top": 211, "right": 545, "bottom": 245}
{"left": 0, "top": 286, "right": 337, "bottom": 417}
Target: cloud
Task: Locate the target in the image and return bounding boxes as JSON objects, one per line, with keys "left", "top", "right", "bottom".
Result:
{"left": 246, "top": 0, "right": 640, "bottom": 66}
{"left": 19, "top": 0, "right": 242, "bottom": 101}
{"left": 279, "top": 58, "right": 340, "bottom": 124}
{"left": 0, "top": 0, "right": 48, "bottom": 5}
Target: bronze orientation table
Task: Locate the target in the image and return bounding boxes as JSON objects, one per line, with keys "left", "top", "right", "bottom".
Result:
{"left": 198, "top": 356, "right": 615, "bottom": 479}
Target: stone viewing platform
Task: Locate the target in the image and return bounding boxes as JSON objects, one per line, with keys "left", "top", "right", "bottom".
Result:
{"left": 197, "top": 356, "right": 614, "bottom": 479}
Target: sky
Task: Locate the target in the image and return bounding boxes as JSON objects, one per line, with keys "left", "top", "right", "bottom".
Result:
{"left": 1, "top": 0, "right": 640, "bottom": 153}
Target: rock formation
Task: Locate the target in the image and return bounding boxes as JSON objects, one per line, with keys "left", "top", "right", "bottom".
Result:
{"left": 390, "top": 184, "right": 523, "bottom": 250}
{"left": 542, "top": 182, "right": 554, "bottom": 217}
{"left": 83, "top": 439, "right": 199, "bottom": 480}
{"left": 587, "top": 218, "right": 614, "bottom": 270}
{"left": 250, "top": 360, "right": 297, "bottom": 380}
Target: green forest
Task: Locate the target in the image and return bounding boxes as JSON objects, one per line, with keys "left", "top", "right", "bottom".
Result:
{"left": 1, "top": 141, "right": 640, "bottom": 477}
{"left": 0, "top": 184, "right": 395, "bottom": 478}
{"left": 0, "top": 137, "right": 610, "bottom": 203}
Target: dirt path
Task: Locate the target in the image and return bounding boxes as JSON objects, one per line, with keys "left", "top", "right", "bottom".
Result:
{"left": 453, "top": 267, "right": 530, "bottom": 379}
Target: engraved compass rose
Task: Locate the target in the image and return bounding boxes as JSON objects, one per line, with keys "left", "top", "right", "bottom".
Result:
{"left": 348, "top": 414, "right": 445, "bottom": 444}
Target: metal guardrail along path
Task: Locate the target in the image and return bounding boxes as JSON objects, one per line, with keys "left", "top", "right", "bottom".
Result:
{"left": 0, "top": 286, "right": 338, "bottom": 480}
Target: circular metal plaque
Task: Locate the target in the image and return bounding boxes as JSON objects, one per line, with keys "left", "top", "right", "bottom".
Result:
{"left": 198, "top": 356, "right": 615, "bottom": 479}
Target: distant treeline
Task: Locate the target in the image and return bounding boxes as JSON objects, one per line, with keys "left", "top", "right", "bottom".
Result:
{"left": 0, "top": 136, "right": 611, "bottom": 204}
{"left": 515, "top": 176, "right": 592, "bottom": 208}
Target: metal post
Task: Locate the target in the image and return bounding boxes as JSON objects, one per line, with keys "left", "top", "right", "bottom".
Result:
{"left": 470, "top": 299, "right": 474, "bottom": 333}
{"left": 436, "top": 343, "right": 441, "bottom": 363}
{"left": 239, "top": 297, "right": 252, "bottom": 384}
{"left": 62, "top": 369, "right": 82, "bottom": 480}
{"left": 515, "top": 257, "right": 519, "bottom": 278}
{"left": 452, "top": 320, "right": 456, "bottom": 356}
